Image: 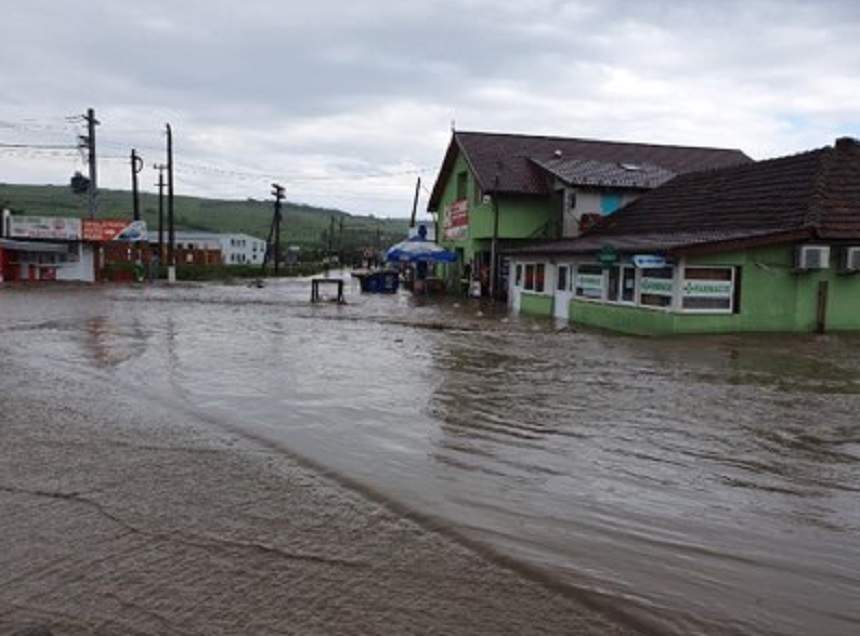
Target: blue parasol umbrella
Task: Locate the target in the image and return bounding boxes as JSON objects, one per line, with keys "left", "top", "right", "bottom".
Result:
{"left": 385, "top": 236, "right": 458, "bottom": 263}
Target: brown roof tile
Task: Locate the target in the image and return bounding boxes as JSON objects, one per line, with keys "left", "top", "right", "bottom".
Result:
{"left": 508, "top": 137, "right": 860, "bottom": 256}
{"left": 428, "top": 131, "right": 752, "bottom": 210}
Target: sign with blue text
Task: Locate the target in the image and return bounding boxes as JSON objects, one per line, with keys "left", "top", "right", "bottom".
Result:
{"left": 633, "top": 254, "right": 667, "bottom": 269}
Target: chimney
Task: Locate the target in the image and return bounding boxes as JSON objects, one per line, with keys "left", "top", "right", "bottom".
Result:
{"left": 834, "top": 136, "right": 860, "bottom": 152}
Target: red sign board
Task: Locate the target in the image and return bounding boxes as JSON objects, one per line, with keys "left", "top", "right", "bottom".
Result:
{"left": 443, "top": 200, "right": 469, "bottom": 240}
{"left": 82, "top": 220, "right": 147, "bottom": 242}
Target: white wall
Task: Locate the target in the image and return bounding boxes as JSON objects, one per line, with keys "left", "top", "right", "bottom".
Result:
{"left": 220, "top": 234, "right": 267, "bottom": 265}
{"left": 57, "top": 243, "right": 95, "bottom": 282}
{"left": 562, "top": 188, "right": 642, "bottom": 238}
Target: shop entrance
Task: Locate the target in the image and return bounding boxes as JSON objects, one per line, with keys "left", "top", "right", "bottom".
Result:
{"left": 554, "top": 264, "right": 574, "bottom": 320}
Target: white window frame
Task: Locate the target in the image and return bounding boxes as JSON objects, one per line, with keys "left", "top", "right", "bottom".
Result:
{"left": 572, "top": 263, "right": 605, "bottom": 302}
{"left": 520, "top": 261, "right": 550, "bottom": 295}
{"left": 603, "top": 263, "right": 638, "bottom": 306}
{"left": 679, "top": 265, "right": 736, "bottom": 314}
{"left": 638, "top": 266, "right": 676, "bottom": 310}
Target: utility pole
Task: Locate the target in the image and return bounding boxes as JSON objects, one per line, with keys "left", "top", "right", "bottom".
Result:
{"left": 338, "top": 216, "right": 344, "bottom": 267}
{"left": 130, "top": 149, "right": 144, "bottom": 221}
{"left": 154, "top": 164, "right": 167, "bottom": 263}
{"left": 410, "top": 176, "right": 421, "bottom": 228}
{"left": 271, "top": 183, "right": 285, "bottom": 275}
{"left": 166, "top": 123, "right": 175, "bottom": 283}
{"left": 489, "top": 174, "right": 500, "bottom": 300}
{"left": 79, "top": 108, "right": 99, "bottom": 219}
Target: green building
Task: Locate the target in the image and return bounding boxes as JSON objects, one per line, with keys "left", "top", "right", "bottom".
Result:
{"left": 427, "top": 130, "right": 749, "bottom": 295}
{"left": 506, "top": 137, "right": 860, "bottom": 335}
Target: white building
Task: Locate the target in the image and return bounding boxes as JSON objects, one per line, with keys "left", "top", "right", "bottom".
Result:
{"left": 150, "top": 231, "right": 268, "bottom": 265}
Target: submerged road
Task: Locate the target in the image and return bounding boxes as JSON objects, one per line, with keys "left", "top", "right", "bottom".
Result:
{"left": 1, "top": 280, "right": 859, "bottom": 635}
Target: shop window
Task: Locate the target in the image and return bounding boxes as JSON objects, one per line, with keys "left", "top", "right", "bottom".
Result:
{"left": 515, "top": 264, "right": 523, "bottom": 288}
{"left": 682, "top": 267, "right": 734, "bottom": 312}
{"left": 456, "top": 171, "right": 468, "bottom": 201}
{"left": 557, "top": 265, "right": 569, "bottom": 291}
{"left": 640, "top": 267, "right": 674, "bottom": 308}
{"left": 575, "top": 264, "right": 603, "bottom": 299}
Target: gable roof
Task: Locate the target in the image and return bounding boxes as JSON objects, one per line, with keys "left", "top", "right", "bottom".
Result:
{"left": 506, "top": 137, "right": 860, "bottom": 257}
{"left": 428, "top": 130, "right": 752, "bottom": 211}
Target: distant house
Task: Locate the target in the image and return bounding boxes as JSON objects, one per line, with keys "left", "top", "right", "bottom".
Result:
{"left": 427, "top": 130, "right": 750, "bottom": 295}
{"left": 147, "top": 231, "right": 267, "bottom": 266}
{"left": 506, "top": 137, "right": 860, "bottom": 334}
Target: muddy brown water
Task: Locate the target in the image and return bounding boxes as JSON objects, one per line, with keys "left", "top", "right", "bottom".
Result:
{"left": 2, "top": 278, "right": 859, "bottom": 635}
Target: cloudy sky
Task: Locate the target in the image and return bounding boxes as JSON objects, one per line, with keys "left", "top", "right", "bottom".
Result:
{"left": 1, "top": 0, "right": 859, "bottom": 217}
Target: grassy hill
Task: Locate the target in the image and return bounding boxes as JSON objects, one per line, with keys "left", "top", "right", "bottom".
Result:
{"left": 0, "top": 183, "right": 410, "bottom": 252}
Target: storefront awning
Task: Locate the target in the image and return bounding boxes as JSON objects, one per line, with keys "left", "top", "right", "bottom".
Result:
{"left": 0, "top": 238, "right": 69, "bottom": 253}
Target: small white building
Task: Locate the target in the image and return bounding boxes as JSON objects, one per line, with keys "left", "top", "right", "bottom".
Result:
{"left": 150, "top": 231, "right": 268, "bottom": 265}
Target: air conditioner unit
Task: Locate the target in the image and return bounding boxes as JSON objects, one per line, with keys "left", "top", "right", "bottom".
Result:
{"left": 795, "top": 245, "right": 830, "bottom": 271}
{"left": 840, "top": 246, "right": 860, "bottom": 273}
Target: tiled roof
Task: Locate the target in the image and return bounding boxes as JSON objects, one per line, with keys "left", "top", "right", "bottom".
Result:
{"left": 428, "top": 131, "right": 752, "bottom": 210}
{"left": 530, "top": 157, "right": 677, "bottom": 190}
{"left": 594, "top": 137, "right": 860, "bottom": 240}
{"left": 506, "top": 137, "right": 860, "bottom": 256}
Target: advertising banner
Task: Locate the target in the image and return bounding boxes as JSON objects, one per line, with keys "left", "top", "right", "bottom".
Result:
{"left": 633, "top": 254, "right": 668, "bottom": 269}
{"left": 443, "top": 200, "right": 469, "bottom": 241}
{"left": 682, "top": 280, "right": 733, "bottom": 297}
{"left": 640, "top": 278, "right": 674, "bottom": 295}
{"left": 8, "top": 216, "right": 82, "bottom": 241}
{"left": 82, "top": 219, "right": 148, "bottom": 242}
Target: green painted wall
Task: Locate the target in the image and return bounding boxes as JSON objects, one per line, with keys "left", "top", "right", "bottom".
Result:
{"left": 435, "top": 150, "right": 556, "bottom": 265}
{"left": 566, "top": 244, "right": 860, "bottom": 335}
{"left": 520, "top": 292, "right": 554, "bottom": 317}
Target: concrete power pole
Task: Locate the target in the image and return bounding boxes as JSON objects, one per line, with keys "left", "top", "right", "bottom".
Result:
{"left": 79, "top": 108, "right": 99, "bottom": 219}
{"left": 166, "top": 123, "right": 175, "bottom": 283}
{"left": 271, "top": 183, "right": 285, "bottom": 275}
{"left": 130, "top": 149, "right": 144, "bottom": 221}
{"left": 154, "top": 164, "right": 167, "bottom": 265}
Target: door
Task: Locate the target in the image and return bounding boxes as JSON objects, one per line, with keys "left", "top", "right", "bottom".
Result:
{"left": 554, "top": 264, "right": 574, "bottom": 320}
{"left": 510, "top": 262, "right": 523, "bottom": 312}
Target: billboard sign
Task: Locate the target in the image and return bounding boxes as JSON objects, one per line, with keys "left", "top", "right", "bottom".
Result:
{"left": 82, "top": 219, "right": 148, "bottom": 242}
{"left": 8, "top": 215, "right": 82, "bottom": 241}
{"left": 443, "top": 200, "right": 469, "bottom": 241}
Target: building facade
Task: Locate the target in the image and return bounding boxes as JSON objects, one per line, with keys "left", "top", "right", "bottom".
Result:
{"left": 154, "top": 231, "right": 266, "bottom": 266}
{"left": 427, "top": 131, "right": 750, "bottom": 296}
{"left": 507, "top": 137, "right": 860, "bottom": 334}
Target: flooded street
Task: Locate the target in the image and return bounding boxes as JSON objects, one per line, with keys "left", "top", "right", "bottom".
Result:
{"left": 2, "top": 279, "right": 859, "bottom": 635}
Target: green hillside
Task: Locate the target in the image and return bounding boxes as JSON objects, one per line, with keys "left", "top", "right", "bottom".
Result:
{"left": 0, "top": 183, "right": 410, "bottom": 251}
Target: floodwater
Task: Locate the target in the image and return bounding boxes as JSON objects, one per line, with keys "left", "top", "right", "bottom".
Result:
{"left": 2, "top": 277, "right": 859, "bottom": 635}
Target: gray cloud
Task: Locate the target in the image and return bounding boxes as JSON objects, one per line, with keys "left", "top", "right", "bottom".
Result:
{"left": 1, "top": 0, "right": 859, "bottom": 216}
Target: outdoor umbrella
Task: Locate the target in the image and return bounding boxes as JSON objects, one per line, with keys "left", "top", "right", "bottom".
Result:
{"left": 385, "top": 236, "right": 458, "bottom": 263}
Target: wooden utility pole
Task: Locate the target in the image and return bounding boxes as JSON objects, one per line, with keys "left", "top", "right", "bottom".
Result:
{"left": 166, "top": 123, "right": 175, "bottom": 283}
{"left": 271, "top": 183, "right": 285, "bottom": 275}
{"left": 79, "top": 108, "right": 99, "bottom": 219}
{"left": 154, "top": 164, "right": 166, "bottom": 262}
{"left": 130, "top": 149, "right": 144, "bottom": 221}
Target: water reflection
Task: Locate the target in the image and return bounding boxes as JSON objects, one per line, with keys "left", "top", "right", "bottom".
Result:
{"left": 3, "top": 283, "right": 859, "bottom": 636}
